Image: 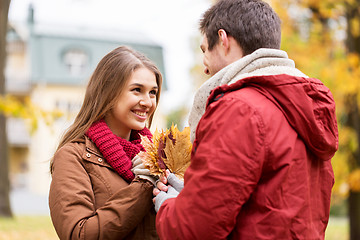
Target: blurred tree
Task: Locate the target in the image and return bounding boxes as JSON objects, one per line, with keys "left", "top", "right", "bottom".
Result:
{"left": 166, "top": 106, "right": 188, "bottom": 130}
{"left": 271, "top": 0, "right": 360, "bottom": 239}
{"left": 0, "top": 0, "right": 12, "bottom": 218}
{"left": 0, "top": 1, "right": 63, "bottom": 218}
{"left": 190, "top": 35, "right": 209, "bottom": 89}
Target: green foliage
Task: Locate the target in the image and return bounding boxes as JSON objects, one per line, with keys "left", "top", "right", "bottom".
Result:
{"left": 166, "top": 106, "right": 188, "bottom": 130}
{"left": 330, "top": 198, "right": 348, "bottom": 216}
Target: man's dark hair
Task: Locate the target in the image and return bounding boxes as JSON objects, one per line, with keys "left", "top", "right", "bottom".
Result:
{"left": 199, "top": 0, "right": 281, "bottom": 56}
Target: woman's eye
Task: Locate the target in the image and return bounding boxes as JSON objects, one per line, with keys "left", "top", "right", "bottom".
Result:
{"left": 150, "top": 90, "right": 157, "bottom": 95}
{"left": 132, "top": 88, "right": 141, "bottom": 92}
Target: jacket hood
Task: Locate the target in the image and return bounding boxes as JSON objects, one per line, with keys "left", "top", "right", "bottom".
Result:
{"left": 207, "top": 74, "right": 339, "bottom": 161}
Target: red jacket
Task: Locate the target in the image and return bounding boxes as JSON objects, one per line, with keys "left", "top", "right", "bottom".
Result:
{"left": 156, "top": 74, "right": 338, "bottom": 239}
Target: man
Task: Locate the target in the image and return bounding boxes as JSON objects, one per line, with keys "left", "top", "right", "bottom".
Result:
{"left": 153, "top": 0, "right": 338, "bottom": 239}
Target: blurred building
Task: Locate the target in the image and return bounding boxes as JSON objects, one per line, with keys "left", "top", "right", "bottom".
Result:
{"left": 5, "top": 5, "right": 166, "bottom": 197}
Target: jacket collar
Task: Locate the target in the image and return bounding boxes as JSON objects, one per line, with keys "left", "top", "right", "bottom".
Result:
{"left": 76, "top": 136, "right": 113, "bottom": 168}
{"left": 188, "top": 48, "right": 306, "bottom": 143}
{"left": 84, "top": 135, "right": 102, "bottom": 156}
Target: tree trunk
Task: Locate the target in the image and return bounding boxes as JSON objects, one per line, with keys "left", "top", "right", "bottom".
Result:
{"left": 0, "top": 0, "right": 12, "bottom": 217}
{"left": 345, "top": 1, "right": 360, "bottom": 55}
{"left": 349, "top": 192, "right": 360, "bottom": 240}
{"left": 346, "top": 94, "right": 360, "bottom": 240}
{"left": 345, "top": 1, "right": 360, "bottom": 239}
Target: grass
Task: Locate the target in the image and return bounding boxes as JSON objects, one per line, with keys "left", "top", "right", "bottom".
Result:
{"left": 325, "top": 216, "right": 349, "bottom": 240}
{"left": 0, "top": 215, "right": 58, "bottom": 240}
{"left": 0, "top": 215, "right": 349, "bottom": 240}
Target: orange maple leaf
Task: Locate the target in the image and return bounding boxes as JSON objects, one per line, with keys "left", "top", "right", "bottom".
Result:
{"left": 139, "top": 124, "right": 192, "bottom": 180}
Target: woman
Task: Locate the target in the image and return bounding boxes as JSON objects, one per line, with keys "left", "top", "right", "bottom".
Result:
{"left": 49, "top": 46, "right": 162, "bottom": 240}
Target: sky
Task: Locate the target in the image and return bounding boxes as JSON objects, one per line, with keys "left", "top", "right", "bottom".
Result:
{"left": 8, "top": 0, "right": 211, "bottom": 113}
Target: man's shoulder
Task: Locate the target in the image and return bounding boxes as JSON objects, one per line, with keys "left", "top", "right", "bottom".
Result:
{"left": 203, "top": 87, "right": 270, "bottom": 127}
{"left": 210, "top": 86, "right": 274, "bottom": 111}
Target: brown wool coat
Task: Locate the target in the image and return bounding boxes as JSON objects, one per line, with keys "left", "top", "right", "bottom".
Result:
{"left": 49, "top": 136, "right": 159, "bottom": 240}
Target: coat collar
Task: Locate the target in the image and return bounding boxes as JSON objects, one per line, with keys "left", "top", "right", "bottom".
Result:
{"left": 188, "top": 48, "right": 305, "bottom": 143}
{"left": 73, "top": 135, "right": 113, "bottom": 168}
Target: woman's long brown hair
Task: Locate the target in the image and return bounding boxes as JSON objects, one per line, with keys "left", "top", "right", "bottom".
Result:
{"left": 50, "top": 46, "right": 162, "bottom": 173}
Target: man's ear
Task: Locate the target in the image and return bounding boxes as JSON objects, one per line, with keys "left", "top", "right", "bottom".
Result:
{"left": 218, "top": 29, "right": 230, "bottom": 54}
{"left": 218, "top": 29, "right": 244, "bottom": 59}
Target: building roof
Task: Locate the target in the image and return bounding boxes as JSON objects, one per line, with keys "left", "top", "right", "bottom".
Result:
{"left": 8, "top": 20, "right": 166, "bottom": 87}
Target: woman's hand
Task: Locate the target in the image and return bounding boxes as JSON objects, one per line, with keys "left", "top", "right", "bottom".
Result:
{"left": 153, "top": 170, "right": 169, "bottom": 199}
{"left": 131, "top": 155, "right": 156, "bottom": 184}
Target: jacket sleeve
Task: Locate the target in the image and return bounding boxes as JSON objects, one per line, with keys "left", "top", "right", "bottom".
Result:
{"left": 49, "top": 144, "right": 154, "bottom": 240}
{"left": 156, "top": 96, "right": 267, "bottom": 239}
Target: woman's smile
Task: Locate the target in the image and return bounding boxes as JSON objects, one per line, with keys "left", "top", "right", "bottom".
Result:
{"left": 133, "top": 110, "right": 147, "bottom": 119}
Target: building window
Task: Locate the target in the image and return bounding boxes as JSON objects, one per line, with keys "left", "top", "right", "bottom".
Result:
{"left": 63, "top": 49, "right": 89, "bottom": 77}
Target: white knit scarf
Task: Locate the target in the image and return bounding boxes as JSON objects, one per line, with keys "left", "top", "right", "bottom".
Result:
{"left": 188, "top": 48, "right": 308, "bottom": 142}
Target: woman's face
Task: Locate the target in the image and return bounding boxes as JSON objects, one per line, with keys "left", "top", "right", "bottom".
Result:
{"left": 105, "top": 67, "right": 158, "bottom": 140}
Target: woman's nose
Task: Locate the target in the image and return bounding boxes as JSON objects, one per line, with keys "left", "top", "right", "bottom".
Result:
{"left": 140, "top": 94, "right": 152, "bottom": 107}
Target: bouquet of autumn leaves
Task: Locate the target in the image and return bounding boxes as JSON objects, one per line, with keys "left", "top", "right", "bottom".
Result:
{"left": 139, "top": 125, "right": 192, "bottom": 181}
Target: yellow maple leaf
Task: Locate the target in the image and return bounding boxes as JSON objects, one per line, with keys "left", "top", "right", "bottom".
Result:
{"left": 139, "top": 124, "right": 192, "bottom": 180}
{"left": 163, "top": 125, "right": 192, "bottom": 180}
{"left": 138, "top": 135, "right": 164, "bottom": 176}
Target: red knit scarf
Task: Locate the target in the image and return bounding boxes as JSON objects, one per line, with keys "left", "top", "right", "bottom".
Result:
{"left": 85, "top": 119, "right": 152, "bottom": 182}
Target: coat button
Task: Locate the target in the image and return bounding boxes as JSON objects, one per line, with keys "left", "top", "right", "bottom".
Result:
{"left": 98, "top": 158, "right": 103, "bottom": 163}
{"left": 86, "top": 153, "right": 91, "bottom": 158}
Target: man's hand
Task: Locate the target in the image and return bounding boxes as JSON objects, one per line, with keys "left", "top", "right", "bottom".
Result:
{"left": 153, "top": 170, "right": 184, "bottom": 212}
{"left": 167, "top": 173, "right": 184, "bottom": 191}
